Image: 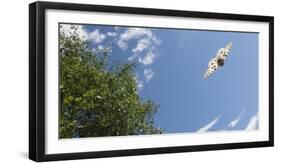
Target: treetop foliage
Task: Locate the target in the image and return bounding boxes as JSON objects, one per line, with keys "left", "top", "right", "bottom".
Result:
{"left": 59, "top": 25, "right": 162, "bottom": 138}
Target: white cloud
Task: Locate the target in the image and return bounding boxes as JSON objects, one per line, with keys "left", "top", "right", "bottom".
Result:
{"left": 114, "top": 26, "right": 121, "bottom": 30}
{"left": 118, "top": 28, "right": 153, "bottom": 50}
{"left": 128, "top": 53, "right": 139, "bottom": 61}
{"left": 133, "top": 74, "right": 144, "bottom": 92}
{"left": 228, "top": 116, "right": 241, "bottom": 128}
{"left": 228, "top": 109, "right": 245, "bottom": 128}
{"left": 245, "top": 114, "right": 258, "bottom": 130}
{"left": 138, "top": 51, "right": 157, "bottom": 65}
{"left": 152, "top": 35, "right": 162, "bottom": 45}
{"left": 197, "top": 115, "right": 221, "bottom": 133}
{"left": 128, "top": 38, "right": 152, "bottom": 61}
{"left": 107, "top": 32, "right": 117, "bottom": 37}
{"left": 89, "top": 29, "right": 106, "bottom": 44}
{"left": 117, "top": 27, "right": 161, "bottom": 66}
{"left": 132, "top": 38, "right": 151, "bottom": 54}
{"left": 60, "top": 25, "right": 108, "bottom": 45}
{"left": 137, "top": 81, "right": 144, "bottom": 91}
{"left": 143, "top": 69, "right": 155, "bottom": 82}
{"left": 97, "top": 45, "right": 104, "bottom": 50}
{"left": 93, "top": 45, "right": 112, "bottom": 55}
{"left": 60, "top": 24, "right": 88, "bottom": 40}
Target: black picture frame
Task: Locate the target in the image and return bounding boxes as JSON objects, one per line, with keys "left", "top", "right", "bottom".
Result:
{"left": 29, "top": 1, "right": 274, "bottom": 162}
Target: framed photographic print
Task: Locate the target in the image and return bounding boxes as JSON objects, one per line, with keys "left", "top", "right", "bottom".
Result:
{"left": 29, "top": 1, "right": 274, "bottom": 162}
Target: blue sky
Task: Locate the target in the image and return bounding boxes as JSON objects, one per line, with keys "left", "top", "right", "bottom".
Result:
{"left": 61, "top": 23, "right": 259, "bottom": 134}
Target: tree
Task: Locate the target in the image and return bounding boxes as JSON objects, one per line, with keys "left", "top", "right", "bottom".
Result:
{"left": 59, "top": 25, "right": 162, "bottom": 138}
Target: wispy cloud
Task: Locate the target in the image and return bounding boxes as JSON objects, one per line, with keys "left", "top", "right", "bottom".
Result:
{"left": 133, "top": 73, "right": 144, "bottom": 92}
{"left": 138, "top": 51, "right": 157, "bottom": 65}
{"left": 137, "top": 81, "right": 144, "bottom": 91}
{"left": 228, "top": 116, "right": 241, "bottom": 128}
{"left": 197, "top": 115, "right": 221, "bottom": 133}
{"left": 60, "top": 24, "right": 109, "bottom": 45}
{"left": 115, "top": 27, "right": 161, "bottom": 91}
{"left": 228, "top": 109, "right": 245, "bottom": 128}
{"left": 97, "top": 45, "right": 103, "bottom": 50}
{"left": 245, "top": 114, "right": 258, "bottom": 130}
{"left": 117, "top": 27, "right": 161, "bottom": 66}
{"left": 114, "top": 26, "right": 121, "bottom": 30}
{"left": 89, "top": 29, "right": 106, "bottom": 44}
{"left": 60, "top": 24, "right": 108, "bottom": 45}
{"left": 132, "top": 38, "right": 151, "bottom": 54}
{"left": 92, "top": 45, "right": 112, "bottom": 55}
{"left": 143, "top": 69, "right": 155, "bottom": 82}
{"left": 117, "top": 28, "right": 153, "bottom": 50}
{"left": 107, "top": 31, "right": 117, "bottom": 37}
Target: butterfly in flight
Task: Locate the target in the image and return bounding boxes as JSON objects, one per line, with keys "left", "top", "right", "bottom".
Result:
{"left": 204, "top": 42, "right": 233, "bottom": 79}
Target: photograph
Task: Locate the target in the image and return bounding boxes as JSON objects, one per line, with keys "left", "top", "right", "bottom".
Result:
{"left": 29, "top": 2, "right": 273, "bottom": 161}
{"left": 59, "top": 23, "right": 259, "bottom": 139}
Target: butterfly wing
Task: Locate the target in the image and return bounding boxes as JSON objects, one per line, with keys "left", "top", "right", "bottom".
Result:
{"left": 204, "top": 58, "right": 219, "bottom": 79}
{"left": 216, "top": 42, "right": 232, "bottom": 59}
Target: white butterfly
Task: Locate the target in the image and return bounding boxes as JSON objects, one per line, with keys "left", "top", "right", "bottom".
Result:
{"left": 204, "top": 42, "right": 233, "bottom": 79}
